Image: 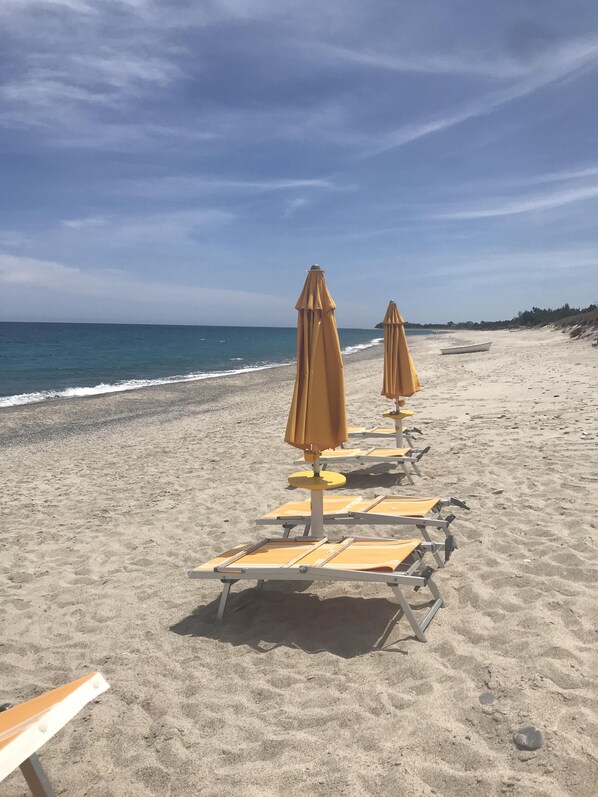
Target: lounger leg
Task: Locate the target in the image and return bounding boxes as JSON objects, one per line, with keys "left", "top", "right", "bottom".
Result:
{"left": 216, "top": 581, "right": 233, "bottom": 622}
{"left": 401, "top": 462, "right": 414, "bottom": 485}
{"left": 256, "top": 580, "right": 264, "bottom": 592}
{"left": 426, "top": 574, "right": 445, "bottom": 608}
{"left": 20, "top": 755, "right": 56, "bottom": 797}
{"left": 303, "top": 523, "right": 311, "bottom": 537}
{"left": 390, "top": 586, "right": 427, "bottom": 642}
{"left": 418, "top": 524, "right": 444, "bottom": 568}
{"left": 411, "top": 461, "right": 422, "bottom": 477}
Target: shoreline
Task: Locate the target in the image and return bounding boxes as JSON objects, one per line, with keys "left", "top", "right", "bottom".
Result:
{"left": 0, "top": 328, "right": 392, "bottom": 410}
{"left": 0, "top": 338, "right": 386, "bottom": 446}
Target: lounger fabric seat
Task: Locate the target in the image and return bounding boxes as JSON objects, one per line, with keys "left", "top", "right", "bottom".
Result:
{"left": 259, "top": 495, "right": 365, "bottom": 520}
{"left": 296, "top": 446, "right": 431, "bottom": 484}
{"left": 257, "top": 495, "right": 466, "bottom": 566}
{"left": 259, "top": 495, "right": 441, "bottom": 521}
{"left": 189, "top": 536, "right": 447, "bottom": 641}
{"left": 194, "top": 537, "right": 421, "bottom": 573}
{"left": 320, "top": 446, "right": 411, "bottom": 458}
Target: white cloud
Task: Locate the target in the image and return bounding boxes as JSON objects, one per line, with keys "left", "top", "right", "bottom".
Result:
{"left": 0, "top": 251, "right": 291, "bottom": 324}
{"left": 116, "top": 176, "right": 334, "bottom": 199}
{"left": 61, "top": 216, "right": 106, "bottom": 229}
{"left": 283, "top": 197, "right": 308, "bottom": 216}
{"left": 0, "top": 230, "right": 29, "bottom": 248}
{"left": 58, "top": 209, "right": 234, "bottom": 245}
{"left": 359, "top": 36, "right": 598, "bottom": 156}
{"left": 438, "top": 181, "right": 598, "bottom": 220}
{"left": 307, "top": 42, "right": 524, "bottom": 80}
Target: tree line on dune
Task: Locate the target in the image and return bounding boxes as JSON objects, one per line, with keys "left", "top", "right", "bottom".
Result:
{"left": 374, "top": 303, "right": 598, "bottom": 331}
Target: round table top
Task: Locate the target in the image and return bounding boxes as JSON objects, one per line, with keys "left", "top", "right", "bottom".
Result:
{"left": 287, "top": 470, "right": 346, "bottom": 491}
{"left": 383, "top": 409, "right": 414, "bottom": 419}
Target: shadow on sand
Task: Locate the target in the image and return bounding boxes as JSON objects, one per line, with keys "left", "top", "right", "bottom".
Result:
{"left": 284, "top": 465, "right": 409, "bottom": 494}
{"left": 170, "top": 582, "right": 436, "bottom": 658}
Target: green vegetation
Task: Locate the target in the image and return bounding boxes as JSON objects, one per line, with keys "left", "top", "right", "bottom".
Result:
{"left": 375, "top": 303, "right": 598, "bottom": 331}
{"left": 554, "top": 306, "right": 598, "bottom": 344}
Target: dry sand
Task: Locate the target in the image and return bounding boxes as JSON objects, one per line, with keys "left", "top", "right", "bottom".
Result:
{"left": 1, "top": 328, "right": 597, "bottom": 797}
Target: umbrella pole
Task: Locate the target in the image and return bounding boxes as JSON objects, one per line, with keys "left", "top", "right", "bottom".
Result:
{"left": 310, "top": 456, "right": 325, "bottom": 537}
{"left": 395, "top": 398, "right": 404, "bottom": 447}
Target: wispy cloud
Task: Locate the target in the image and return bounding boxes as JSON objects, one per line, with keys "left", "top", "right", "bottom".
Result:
{"left": 61, "top": 216, "right": 106, "bottom": 229}
{"left": 307, "top": 42, "right": 527, "bottom": 80}
{"left": 437, "top": 174, "right": 598, "bottom": 220}
{"left": 0, "top": 250, "right": 291, "bottom": 324}
{"left": 59, "top": 209, "right": 234, "bottom": 244}
{"left": 283, "top": 197, "right": 309, "bottom": 217}
{"left": 115, "top": 176, "right": 334, "bottom": 200}
{"left": 359, "top": 36, "right": 598, "bottom": 156}
{"left": 0, "top": 230, "right": 29, "bottom": 248}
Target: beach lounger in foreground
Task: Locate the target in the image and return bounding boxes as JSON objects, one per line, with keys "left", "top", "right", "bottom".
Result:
{"left": 0, "top": 672, "right": 109, "bottom": 797}
{"left": 257, "top": 495, "right": 467, "bottom": 566}
{"left": 188, "top": 537, "right": 447, "bottom": 641}
{"left": 295, "top": 446, "right": 430, "bottom": 484}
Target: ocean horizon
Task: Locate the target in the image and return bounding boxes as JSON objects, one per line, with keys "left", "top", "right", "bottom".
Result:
{"left": 0, "top": 321, "right": 433, "bottom": 408}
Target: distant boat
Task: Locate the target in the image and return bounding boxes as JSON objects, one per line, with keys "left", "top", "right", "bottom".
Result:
{"left": 440, "top": 341, "right": 492, "bottom": 355}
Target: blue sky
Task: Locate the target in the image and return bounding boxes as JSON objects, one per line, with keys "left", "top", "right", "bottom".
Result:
{"left": 1, "top": 0, "right": 597, "bottom": 328}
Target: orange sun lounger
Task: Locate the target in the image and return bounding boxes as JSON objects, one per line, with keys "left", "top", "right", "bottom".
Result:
{"left": 188, "top": 536, "right": 447, "bottom": 641}
{"left": 257, "top": 495, "right": 468, "bottom": 566}
{"left": 295, "top": 446, "right": 431, "bottom": 484}
{"left": 0, "top": 673, "right": 109, "bottom": 796}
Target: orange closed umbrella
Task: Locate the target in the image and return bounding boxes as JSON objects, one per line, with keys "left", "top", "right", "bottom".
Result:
{"left": 285, "top": 265, "right": 347, "bottom": 536}
{"left": 285, "top": 265, "right": 348, "bottom": 453}
{"left": 381, "top": 300, "right": 421, "bottom": 445}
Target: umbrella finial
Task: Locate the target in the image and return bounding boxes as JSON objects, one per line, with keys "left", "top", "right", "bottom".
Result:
{"left": 310, "top": 264, "right": 321, "bottom": 270}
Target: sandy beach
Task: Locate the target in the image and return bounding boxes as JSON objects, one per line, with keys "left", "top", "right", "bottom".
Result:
{"left": 1, "top": 327, "right": 597, "bottom": 797}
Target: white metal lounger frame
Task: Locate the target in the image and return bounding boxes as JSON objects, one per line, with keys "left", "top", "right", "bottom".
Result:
{"left": 0, "top": 704, "right": 56, "bottom": 797}
{"left": 297, "top": 446, "right": 431, "bottom": 485}
{"left": 188, "top": 536, "right": 447, "bottom": 642}
{"left": 256, "top": 498, "right": 468, "bottom": 568}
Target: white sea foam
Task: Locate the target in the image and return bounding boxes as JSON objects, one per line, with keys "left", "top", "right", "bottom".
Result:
{"left": 0, "top": 362, "right": 291, "bottom": 408}
{"left": 342, "top": 337, "right": 383, "bottom": 355}
{"left": 0, "top": 336, "right": 383, "bottom": 408}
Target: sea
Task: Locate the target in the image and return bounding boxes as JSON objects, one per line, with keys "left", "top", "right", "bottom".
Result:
{"left": 0, "top": 322, "right": 429, "bottom": 408}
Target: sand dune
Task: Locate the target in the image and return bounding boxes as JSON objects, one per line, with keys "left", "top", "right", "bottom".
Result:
{"left": 1, "top": 328, "right": 597, "bottom": 796}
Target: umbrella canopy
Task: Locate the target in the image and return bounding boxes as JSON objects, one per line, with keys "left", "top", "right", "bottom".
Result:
{"left": 285, "top": 265, "right": 348, "bottom": 454}
{"left": 381, "top": 300, "right": 422, "bottom": 400}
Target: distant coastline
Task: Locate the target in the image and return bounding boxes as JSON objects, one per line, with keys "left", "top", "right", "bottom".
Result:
{"left": 376, "top": 302, "right": 598, "bottom": 332}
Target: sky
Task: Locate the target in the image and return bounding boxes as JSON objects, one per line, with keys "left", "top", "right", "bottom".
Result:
{"left": 1, "top": 0, "right": 598, "bottom": 328}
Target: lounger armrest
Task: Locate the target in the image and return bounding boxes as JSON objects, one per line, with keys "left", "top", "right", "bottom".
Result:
{"left": 439, "top": 497, "right": 470, "bottom": 510}
{"left": 450, "top": 498, "right": 470, "bottom": 510}
{"left": 415, "top": 445, "right": 431, "bottom": 462}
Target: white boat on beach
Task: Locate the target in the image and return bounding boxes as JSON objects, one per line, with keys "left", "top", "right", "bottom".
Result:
{"left": 440, "top": 341, "right": 492, "bottom": 355}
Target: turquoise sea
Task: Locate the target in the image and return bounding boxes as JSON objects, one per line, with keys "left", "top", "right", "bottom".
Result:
{"left": 0, "top": 322, "right": 430, "bottom": 407}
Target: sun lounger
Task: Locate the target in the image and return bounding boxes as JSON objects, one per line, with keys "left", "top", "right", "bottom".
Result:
{"left": 295, "top": 446, "right": 430, "bottom": 484}
{"left": 0, "top": 673, "right": 109, "bottom": 796}
{"left": 348, "top": 425, "right": 423, "bottom": 446}
{"left": 188, "top": 536, "right": 447, "bottom": 641}
{"left": 257, "top": 495, "right": 467, "bottom": 566}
